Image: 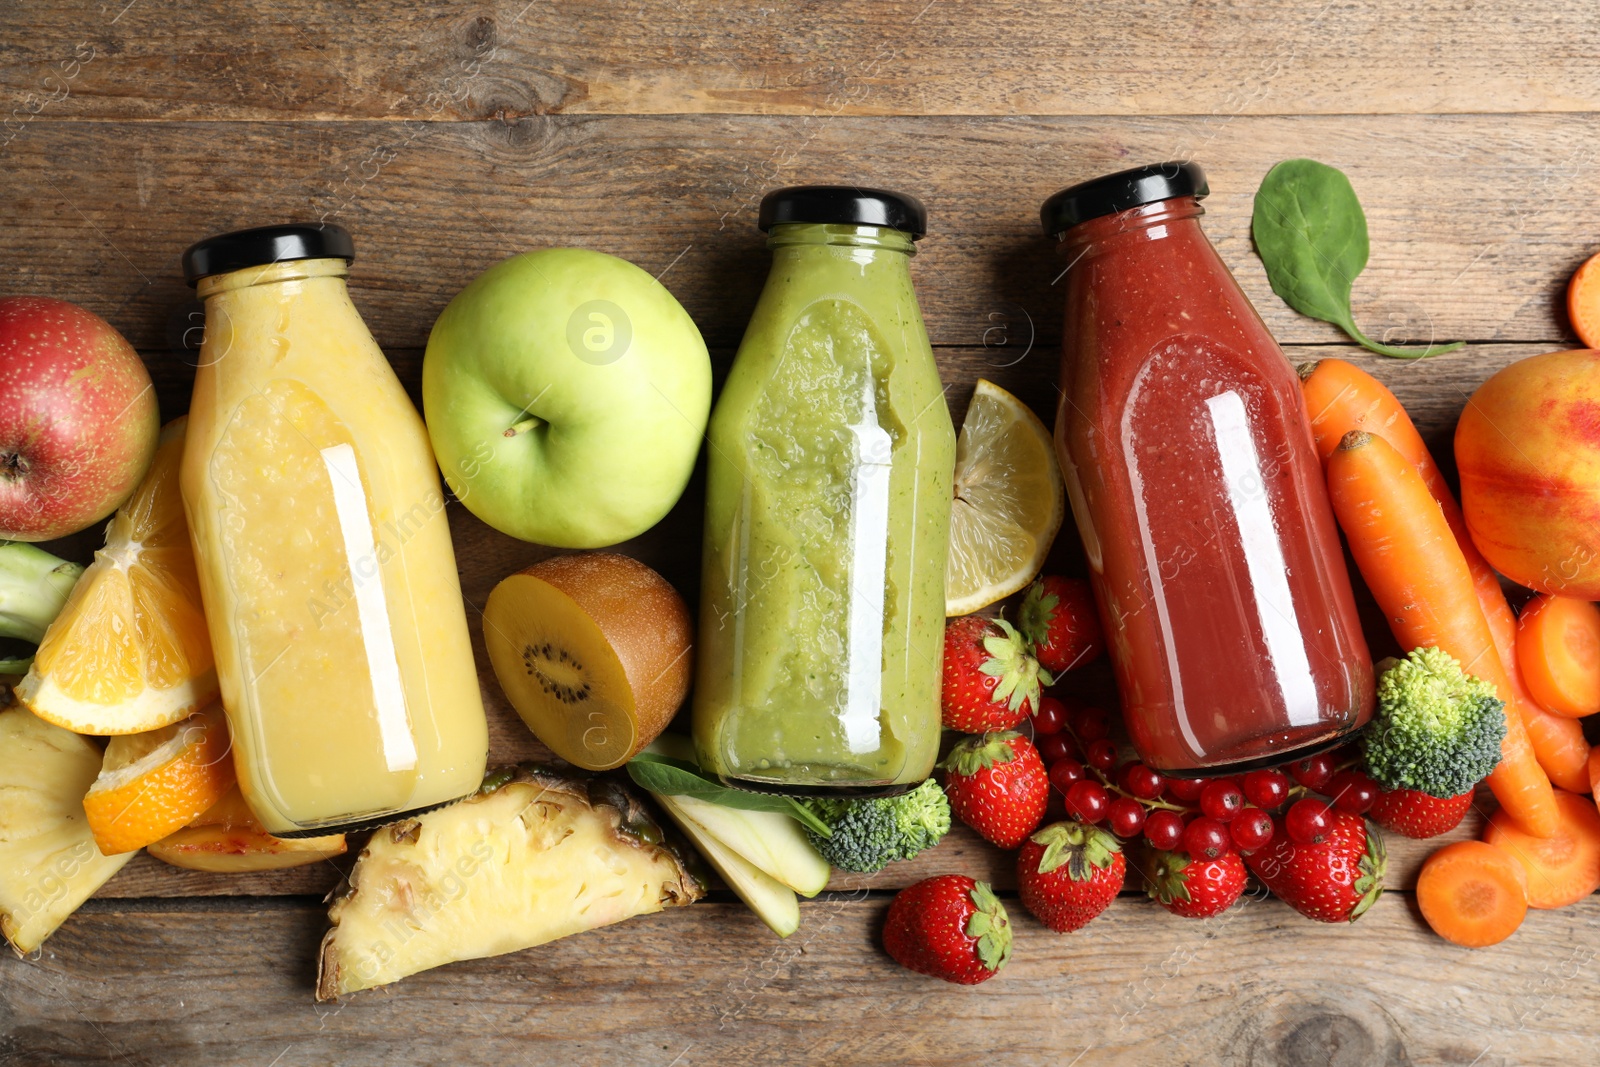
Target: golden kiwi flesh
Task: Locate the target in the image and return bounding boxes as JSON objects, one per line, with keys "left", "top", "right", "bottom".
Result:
{"left": 483, "top": 552, "right": 692, "bottom": 770}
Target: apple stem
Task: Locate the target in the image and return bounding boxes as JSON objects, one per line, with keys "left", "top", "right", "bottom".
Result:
{"left": 503, "top": 417, "right": 544, "bottom": 438}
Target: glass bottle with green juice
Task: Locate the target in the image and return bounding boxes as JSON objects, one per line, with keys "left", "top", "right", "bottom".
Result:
{"left": 692, "top": 186, "right": 954, "bottom": 795}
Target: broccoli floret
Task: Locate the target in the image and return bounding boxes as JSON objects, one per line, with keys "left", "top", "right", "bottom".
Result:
{"left": 800, "top": 779, "right": 951, "bottom": 873}
{"left": 1362, "top": 646, "right": 1507, "bottom": 799}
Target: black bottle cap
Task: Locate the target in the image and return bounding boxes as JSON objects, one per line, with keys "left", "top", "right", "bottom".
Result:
{"left": 758, "top": 185, "right": 927, "bottom": 238}
{"left": 182, "top": 223, "right": 356, "bottom": 286}
{"left": 1040, "top": 162, "right": 1209, "bottom": 237}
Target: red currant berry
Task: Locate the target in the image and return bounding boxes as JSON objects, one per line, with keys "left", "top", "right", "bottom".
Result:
{"left": 1199, "top": 779, "right": 1245, "bottom": 823}
{"left": 1121, "top": 762, "right": 1165, "bottom": 800}
{"left": 1107, "top": 797, "right": 1147, "bottom": 838}
{"left": 1032, "top": 695, "right": 1068, "bottom": 736}
{"left": 1085, "top": 738, "right": 1119, "bottom": 772}
{"left": 1036, "top": 732, "right": 1077, "bottom": 765}
{"left": 1163, "top": 776, "right": 1206, "bottom": 803}
{"left": 1047, "top": 758, "right": 1086, "bottom": 794}
{"left": 1228, "top": 807, "right": 1274, "bottom": 852}
{"left": 1285, "top": 798, "right": 1332, "bottom": 844}
{"left": 1242, "top": 768, "right": 1290, "bottom": 809}
{"left": 1326, "top": 769, "right": 1379, "bottom": 815}
{"left": 1143, "top": 809, "right": 1185, "bottom": 851}
{"left": 1289, "top": 753, "right": 1335, "bottom": 792}
{"left": 1064, "top": 779, "right": 1110, "bottom": 823}
{"left": 1069, "top": 707, "right": 1111, "bottom": 743}
{"left": 1181, "top": 816, "right": 1230, "bottom": 860}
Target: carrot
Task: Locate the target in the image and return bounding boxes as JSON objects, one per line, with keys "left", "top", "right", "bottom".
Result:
{"left": 1517, "top": 595, "right": 1600, "bottom": 718}
{"left": 1416, "top": 840, "right": 1528, "bottom": 947}
{"left": 1483, "top": 790, "right": 1600, "bottom": 909}
{"left": 1325, "top": 430, "right": 1560, "bottom": 838}
{"left": 1521, "top": 704, "right": 1594, "bottom": 794}
{"left": 1567, "top": 250, "right": 1600, "bottom": 350}
{"left": 1300, "top": 358, "right": 1590, "bottom": 793}
{"left": 1590, "top": 745, "right": 1600, "bottom": 796}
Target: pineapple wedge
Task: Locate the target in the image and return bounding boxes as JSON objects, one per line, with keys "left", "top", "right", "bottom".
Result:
{"left": 316, "top": 766, "right": 704, "bottom": 1000}
{"left": 0, "top": 707, "right": 135, "bottom": 954}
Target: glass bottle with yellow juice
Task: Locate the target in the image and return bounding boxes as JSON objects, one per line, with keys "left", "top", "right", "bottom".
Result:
{"left": 180, "top": 224, "right": 488, "bottom": 836}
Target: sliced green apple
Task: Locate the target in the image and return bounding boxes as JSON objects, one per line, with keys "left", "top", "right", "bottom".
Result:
{"left": 656, "top": 794, "right": 799, "bottom": 938}
{"left": 661, "top": 792, "right": 830, "bottom": 898}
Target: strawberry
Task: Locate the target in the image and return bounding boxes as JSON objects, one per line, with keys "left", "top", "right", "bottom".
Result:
{"left": 1017, "top": 575, "right": 1103, "bottom": 675}
{"left": 1369, "top": 788, "right": 1474, "bottom": 839}
{"left": 942, "top": 616, "right": 1053, "bottom": 732}
{"left": 942, "top": 731, "right": 1049, "bottom": 849}
{"left": 882, "top": 875, "right": 1012, "bottom": 985}
{"left": 1142, "top": 847, "right": 1246, "bottom": 918}
{"left": 1243, "top": 810, "right": 1386, "bottom": 923}
{"left": 1016, "top": 821, "right": 1124, "bottom": 932}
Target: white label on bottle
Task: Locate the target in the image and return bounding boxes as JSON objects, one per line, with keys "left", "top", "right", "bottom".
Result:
{"left": 1206, "top": 390, "right": 1320, "bottom": 727}
{"left": 843, "top": 373, "right": 893, "bottom": 755}
{"left": 321, "top": 442, "right": 418, "bottom": 772}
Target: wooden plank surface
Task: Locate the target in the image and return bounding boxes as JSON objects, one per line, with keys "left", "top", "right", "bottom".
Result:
{"left": 5, "top": 116, "right": 1598, "bottom": 353}
{"left": 5, "top": 0, "right": 1600, "bottom": 120}
{"left": 8, "top": 0, "right": 1600, "bottom": 1061}
{"left": 4, "top": 895, "right": 1596, "bottom": 1067}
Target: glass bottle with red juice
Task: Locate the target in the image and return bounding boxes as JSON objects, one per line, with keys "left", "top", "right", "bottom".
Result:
{"left": 1043, "top": 162, "right": 1373, "bottom": 775}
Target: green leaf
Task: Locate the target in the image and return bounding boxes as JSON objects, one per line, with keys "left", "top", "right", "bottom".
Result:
{"left": 965, "top": 880, "right": 1013, "bottom": 972}
{"left": 1016, "top": 582, "right": 1058, "bottom": 648}
{"left": 1252, "top": 159, "right": 1462, "bottom": 360}
{"left": 942, "top": 731, "right": 1023, "bottom": 777}
{"left": 625, "top": 755, "right": 832, "bottom": 837}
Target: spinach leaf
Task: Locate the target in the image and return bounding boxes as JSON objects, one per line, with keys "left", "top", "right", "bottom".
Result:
{"left": 627, "top": 753, "right": 831, "bottom": 837}
{"left": 1252, "top": 159, "right": 1462, "bottom": 359}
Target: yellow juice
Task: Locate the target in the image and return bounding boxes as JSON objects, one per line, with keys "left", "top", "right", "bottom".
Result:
{"left": 181, "top": 254, "right": 487, "bottom": 835}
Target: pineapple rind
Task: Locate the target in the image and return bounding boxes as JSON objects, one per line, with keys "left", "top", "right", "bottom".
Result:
{"left": 316, "top": 765, "right": 703, "bottom": 1000}
{"left": 0, "top": 708, "right": 135, "bottom": 954}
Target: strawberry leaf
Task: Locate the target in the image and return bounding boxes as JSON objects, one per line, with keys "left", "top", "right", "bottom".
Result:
{"left": 965, "top": 881, "right": 1012, "bottom": 972}
{"left": 943, "top": 732, "right": 1022, "bottom": 778}
{"left": 979, "top": 619, "right": 1049, "bottom": 713}
{"left": 1143, "top": 849, "right": 1192, "bottom": 906}
{"left": 1350, "top": 820, "right": 1387, "bottom": 921}
{"left": 1016, "top": 581, "right": 1059, "bottom": 648}
{"left": 1031, "top": 821, "right": 1121, "bottom": 879}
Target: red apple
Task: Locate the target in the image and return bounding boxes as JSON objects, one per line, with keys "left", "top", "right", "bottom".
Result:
{"left": 0, "top": 296, "right": 159, "bottom": 541}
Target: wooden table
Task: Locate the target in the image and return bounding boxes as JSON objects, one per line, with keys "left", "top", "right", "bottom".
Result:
{"left": 5, "top": 2, "right": 1599, "bottom": 1063}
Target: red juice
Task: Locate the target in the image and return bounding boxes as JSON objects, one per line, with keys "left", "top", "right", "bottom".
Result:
{"left": 1043, "top": 163, "right": 1373, "bottom": 774}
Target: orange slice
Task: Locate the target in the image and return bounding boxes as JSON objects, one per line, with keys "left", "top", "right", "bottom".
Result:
{"left": 82, "top": 704, "right": 235, "bottom": 855}
{"left": 148, "top": 785, "right": 347, "bottom": 873}
{"left": 17, "top": 418, "right": 217, "bottom": 734}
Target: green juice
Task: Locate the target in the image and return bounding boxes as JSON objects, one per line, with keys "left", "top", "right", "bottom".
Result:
{"left": 693, "top": 219, "right": 954, "bottom": 793}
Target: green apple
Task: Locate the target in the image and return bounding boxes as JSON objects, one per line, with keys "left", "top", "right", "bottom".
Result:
{"left": 422, "top": 248, "right": 711, "bottom": 548}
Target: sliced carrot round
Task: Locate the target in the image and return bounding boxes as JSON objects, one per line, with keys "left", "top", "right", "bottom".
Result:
{"left": 1417, "top": 840, "right": 1529, "bottom": 948}
{"left": 1568, "top": 250, "right": 1600, "bottom": 350}
{"left": 1483, "top": 789, "right": 1600, "bottom": 909}
{"left": 1517, "top": 595, "right": 1600, "bottom": 718}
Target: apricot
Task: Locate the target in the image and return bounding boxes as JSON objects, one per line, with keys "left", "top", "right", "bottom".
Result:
{"left": 1456, "top": 350, "right": 1600, "bottom": 598}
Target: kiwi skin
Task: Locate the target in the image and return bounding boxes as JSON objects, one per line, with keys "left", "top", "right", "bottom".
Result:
{"left": 517, "top": 553, "right": 693, "bottom": 761}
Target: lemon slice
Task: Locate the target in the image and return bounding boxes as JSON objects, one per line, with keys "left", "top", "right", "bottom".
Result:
{"left": 946, "top": 380, "right": 1063, "bottom": 615}
{"left": 82, "top": 704, "right": 235, "bottom": 855}
{"left": 18, "top": 418, "right": 218, "bottom": 734}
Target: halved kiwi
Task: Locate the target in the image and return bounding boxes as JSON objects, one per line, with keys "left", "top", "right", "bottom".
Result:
{"left": 483, "top": 553, "right": 692, "bottom": 771}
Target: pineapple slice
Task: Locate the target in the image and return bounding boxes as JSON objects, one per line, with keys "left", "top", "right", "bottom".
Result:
{"left": 316, "top": 766, "right": 704, "bottom": 1000}
{"left": 0, "top": 708, "right": 135, "bottom": 954}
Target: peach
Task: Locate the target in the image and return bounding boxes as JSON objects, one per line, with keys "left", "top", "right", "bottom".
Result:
{"left": 1456, "top": 349, "right": 1600, "bottom": 598}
